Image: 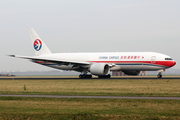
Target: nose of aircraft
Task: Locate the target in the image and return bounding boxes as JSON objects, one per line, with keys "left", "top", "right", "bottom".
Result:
{"left": 168, "top": 61, "right": 176, "bottom": 67}
{"left": 171, "top": 61, "right": 176, "bottom": 67}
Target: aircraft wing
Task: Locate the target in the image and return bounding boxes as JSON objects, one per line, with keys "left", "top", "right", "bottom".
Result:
{"left": 8, "top": 55, "right": 91, "bottom": 65}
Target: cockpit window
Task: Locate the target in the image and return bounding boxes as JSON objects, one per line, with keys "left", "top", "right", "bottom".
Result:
{"left": 165, "top": 58, "right": 173, "bottom": 60}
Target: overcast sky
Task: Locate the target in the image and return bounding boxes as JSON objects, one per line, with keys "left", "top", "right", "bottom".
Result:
{"left": 0, "top": 0, "right": 180, "bottom": 72}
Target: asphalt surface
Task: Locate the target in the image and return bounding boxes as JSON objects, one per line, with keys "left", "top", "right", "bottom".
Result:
{"left": 0, "top": 94, "right": 180, "bottom": 100}
{"left": 1, "top": 77, "right": 180, "bottom": 80}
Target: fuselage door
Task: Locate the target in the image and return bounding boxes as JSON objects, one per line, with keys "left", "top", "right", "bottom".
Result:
{"left": 151, "top": 56, "right": 156, "bottom": 63}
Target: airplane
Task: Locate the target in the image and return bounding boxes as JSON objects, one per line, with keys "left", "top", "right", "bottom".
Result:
{"left": 9, "top": 28, "right": 176, "bottom": 78}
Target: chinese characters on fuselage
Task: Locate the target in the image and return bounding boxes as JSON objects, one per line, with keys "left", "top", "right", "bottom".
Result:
{"left": 99, "top": 56, "right": 144, "bottom": 59}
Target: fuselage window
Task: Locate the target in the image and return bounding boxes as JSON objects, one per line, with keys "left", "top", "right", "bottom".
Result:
{"left": 165, "top": 58, "right": 173, "bottom": 60}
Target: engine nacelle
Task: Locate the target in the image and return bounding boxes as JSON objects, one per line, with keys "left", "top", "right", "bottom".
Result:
{"left": 90, "top": 63, "right": 110, "bottom": 76}
{"left": 123, "top": 70, "right": 140, "bottom": 76}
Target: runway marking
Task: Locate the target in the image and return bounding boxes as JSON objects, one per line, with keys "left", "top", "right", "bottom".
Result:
{"left": 0, "top": 94, "right": 180, "bottom": 100}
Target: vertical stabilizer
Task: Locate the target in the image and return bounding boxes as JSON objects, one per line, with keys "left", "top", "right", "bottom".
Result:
{"left": 29, "top": 28, "right": 52, "bottom": 56}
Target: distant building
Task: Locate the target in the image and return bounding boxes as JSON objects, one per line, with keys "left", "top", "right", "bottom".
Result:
{"left": 139, "top": 71, "right": 147, "bottom": 76}
{"left": 112, "top": 71, "right": 146, "bottom": 76}
{"left": 0, "top": 74, "right": 15, "bottom": 77}
{"left": 112, "top": 71, "right": 126, "bottom": 76}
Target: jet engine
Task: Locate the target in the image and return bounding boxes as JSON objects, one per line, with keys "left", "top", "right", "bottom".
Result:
{"left": 122, "top": 70, "right": 140, "bottom": 76}
{"left": 90, "top": 63, "right": 110, "bottom": 76}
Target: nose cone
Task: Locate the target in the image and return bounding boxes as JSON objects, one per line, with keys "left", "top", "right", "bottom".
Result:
{"left": 171, "top": 61, "right": 176, "bottom": 67}
{"left": 166, "top": 61, "right": 176, "bottom": 67}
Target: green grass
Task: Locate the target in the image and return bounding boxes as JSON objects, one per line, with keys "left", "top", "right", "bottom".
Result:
{"left": 0, "top": 97, "right": 180, "bottom": 120}
{"left": 0, "top": 79, "right": 180, "bottom": 97}
{"left": 1, "top": 79, "right": 180, "bottom": 119}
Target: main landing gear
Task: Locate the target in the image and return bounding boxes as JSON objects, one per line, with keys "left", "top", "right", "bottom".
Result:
{"left": 79, "top": 74, "right": 111, "bottom": 79}
{"left": 98, "top": 74, "right": 111, "bottom": 78}
{"left": 79, "top": 74, "right": 92, "bottom": 78}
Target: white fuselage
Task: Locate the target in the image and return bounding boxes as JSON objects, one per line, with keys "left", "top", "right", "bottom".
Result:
{"left": 32, "top": 52, "right": 175, "bottom": 72}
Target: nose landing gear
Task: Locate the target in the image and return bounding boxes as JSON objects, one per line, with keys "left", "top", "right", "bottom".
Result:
{"left": 157, "top": 72, "right": 162, "bottom": 78}
{"left": 157, "top": 69, "right": 165, "bottom": 78}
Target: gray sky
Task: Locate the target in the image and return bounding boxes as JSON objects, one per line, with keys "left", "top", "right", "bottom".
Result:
{"left": 0, "top": 0, "right": 180, "bottom": 71}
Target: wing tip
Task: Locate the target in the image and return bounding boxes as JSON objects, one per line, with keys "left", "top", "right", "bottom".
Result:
{"left": 7, "top": 55, "right": 16, "bottom": 57}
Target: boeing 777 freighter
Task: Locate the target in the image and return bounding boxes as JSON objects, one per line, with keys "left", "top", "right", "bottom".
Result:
{"left": 9, "top": 28, "right": 176, "bottom": 78}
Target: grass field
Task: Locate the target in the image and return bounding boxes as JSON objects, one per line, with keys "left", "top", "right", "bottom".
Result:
{"left": 0, "top": 79, "right": 180, "bottom": 97}
{"left": 0, "top": 78, "right": 180, "bottom": 119}
{"left": 0, "top": 97, "right": 180, "bottom": 120}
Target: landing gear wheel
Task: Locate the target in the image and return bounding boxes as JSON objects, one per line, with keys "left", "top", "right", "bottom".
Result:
{"left": 79, "top": 74, "right": 83, "bottom": 78}
{"left": 79, "top": 74, "right": 92, "bottom": 79}
{"left": 157, "top": 74, "right": 162, "bottom": 78}
{"left": 87, "top": 74, "right": 92, "bottom": 78}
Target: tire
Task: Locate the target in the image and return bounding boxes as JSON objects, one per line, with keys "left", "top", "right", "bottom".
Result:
{"left": 107, "top": 74, "right": 111, "bottom": 78}
{"left": 79, "top": 75, "right": 82, "bottom": 78}
{"left": 157, "top": 74, "right": 162, "bottom": 78}
{"left": 88, "top": 75, "right": 92, "bottom": 78}
{"left": 79, "top": 74, "right": 92, "bottom": 79}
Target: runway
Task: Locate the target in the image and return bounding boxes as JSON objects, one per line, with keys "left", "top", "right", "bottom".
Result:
{"left": 0, "top": 94, "right": 180, "bottom": 100}
{"left": 1, "top": 76, "right": 180, "bottom": 80}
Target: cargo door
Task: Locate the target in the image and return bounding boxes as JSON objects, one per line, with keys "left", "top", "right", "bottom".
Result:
{"left": 151, "top": 56, "right": 156, "bottom": 63}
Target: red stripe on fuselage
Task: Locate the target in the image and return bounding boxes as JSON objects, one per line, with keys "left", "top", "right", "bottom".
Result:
{"left": 89, "top": 61, "right": 175, "bottom": 67}
{"left": 33, "top": 61, "right": 44, "bottom": 64}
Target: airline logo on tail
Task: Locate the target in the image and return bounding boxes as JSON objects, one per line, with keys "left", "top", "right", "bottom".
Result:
{"left": 34, "top": 39, "right": 42, "bottom": 51}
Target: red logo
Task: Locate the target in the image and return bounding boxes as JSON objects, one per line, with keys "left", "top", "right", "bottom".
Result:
{"left": 34, "top": 39, "right": 42, "bottom": 51}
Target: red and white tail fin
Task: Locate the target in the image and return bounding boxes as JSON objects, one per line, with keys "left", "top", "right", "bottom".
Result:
{"left": 29, "top": 28, "right": 51, "bottom": 56}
